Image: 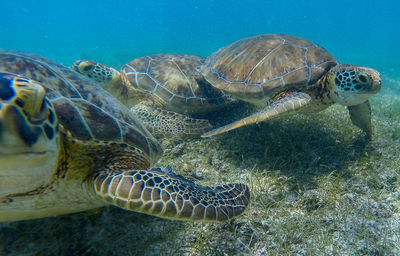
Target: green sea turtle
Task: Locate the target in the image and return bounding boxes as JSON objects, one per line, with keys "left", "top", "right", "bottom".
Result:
{"left": 72, "top": 53, "right": 235, "bottom": 138}
{"left": 0, "top": 50, "right": 250, "bottom": 222}
{"left": 201, "top": 34, "right": 382, "bottom": 137}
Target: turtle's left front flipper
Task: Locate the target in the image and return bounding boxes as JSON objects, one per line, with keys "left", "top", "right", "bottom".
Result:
{"left": 202, "top": 91, "right": 311, "bottom": 137}
{"left": 93, "top": 166, "right": 250, "bottom": 222}
{"left": 347, "top": 100, "right": 372, "bottom": 137}
{"left": 131, "top": 103, "right": 212, "bottom": 139}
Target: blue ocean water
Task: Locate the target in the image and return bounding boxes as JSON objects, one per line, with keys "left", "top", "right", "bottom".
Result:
{"left": 1, "top": 0, "right": 399, "bottom": 80}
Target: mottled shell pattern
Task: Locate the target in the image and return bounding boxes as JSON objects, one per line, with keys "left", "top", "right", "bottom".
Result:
{"left": 201, "top": 34, "right": 338, "bottom": 104}
{"left": 122, "top": 53, "right": 234, "bottom": 113}
{"left": 0, "top": 50, "right": 162, "bottom": 163}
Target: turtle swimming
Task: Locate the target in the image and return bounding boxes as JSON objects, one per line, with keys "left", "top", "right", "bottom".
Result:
{"left": 72, "top": 53, "right": 235, "bottom": 138}
{"left": 0, "top": 50, "right": 250, "bottom": 222}
{"left": 200, "top": 34, "right": 382, "bottom": 138}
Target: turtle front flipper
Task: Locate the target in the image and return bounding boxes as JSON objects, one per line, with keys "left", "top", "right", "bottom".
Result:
{"left": 347, "top": 100, "right": 372, "bottom": 137}
{"left": 202, "top": 91, "right": 311, "bottom": 137}
{"left": 131, "top": 103, "right": 212, "bottom": 138}
{"left": 93, "top": 166, "right": 250, "bottom": 222}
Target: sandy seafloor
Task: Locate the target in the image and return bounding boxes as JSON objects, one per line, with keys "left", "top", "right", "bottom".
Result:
{"left": 1, "top": 0, "right": 400, "bottom": 255}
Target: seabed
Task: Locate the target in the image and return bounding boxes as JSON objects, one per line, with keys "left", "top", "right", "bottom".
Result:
{"left": 1, "top": 76, "right": 399, "bottom": 255}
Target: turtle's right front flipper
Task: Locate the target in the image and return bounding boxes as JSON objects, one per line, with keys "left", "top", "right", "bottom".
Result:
{"left": 347, "top": 100, "right": 372, "bottom": 137}
{"left": 93, "top": 167, "right": 250, "bottom": 222}
{"left": 202, "top": 91, "right": 311, "bottom": 137}
{"left": 131, "top": 103, "right": 212, "bottom": 139}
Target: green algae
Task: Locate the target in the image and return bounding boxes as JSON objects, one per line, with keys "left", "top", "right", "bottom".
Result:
{"left": 1, "top": 76, "right": 399, "bottom": 256}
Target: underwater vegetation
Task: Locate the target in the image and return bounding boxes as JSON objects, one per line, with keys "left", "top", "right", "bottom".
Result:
{"left": 1, "top": 76, "right": 399, "bottom": 255}
{"left": 0, "top": 0, "right": 399, "bottom": 254}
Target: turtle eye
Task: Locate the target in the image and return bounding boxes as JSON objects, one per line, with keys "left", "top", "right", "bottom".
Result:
{"left": 0, "top": 76, "right": 15, "bottom": 100}
{"left": 83, "top": 64, "right": 95, "bottom": 72}
{"left": 358, "top": 74, "right": 367, "bottom": 83}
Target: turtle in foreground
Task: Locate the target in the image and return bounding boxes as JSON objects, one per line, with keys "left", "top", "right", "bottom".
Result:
{"left": 72, "top": 53, "right": 235, "bottom": 138}
{"left": 201, "top": 34, "right": 382, "bottom": 138}
{"left": 0, "top": 50, "right": 249, "bottom": 222}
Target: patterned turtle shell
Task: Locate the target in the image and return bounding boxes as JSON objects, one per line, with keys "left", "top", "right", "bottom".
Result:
{"left": 0, "top": 50, "right": 162, "bottom": 164}
{"left": 122, "top": 53, "right": 233, "bottom": 113}
{"left": 201, "top": 34, "right": 338, "bottom": 103}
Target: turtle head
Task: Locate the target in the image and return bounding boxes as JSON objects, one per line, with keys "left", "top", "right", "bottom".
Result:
{"left": 326, "top": 64, "right": 382, "bottom": 106}
{"left": 0, "top": 73, "right": 60, "bottom": 195}
{"left": 72, "top": 60, "right": 120, "bottom": 86}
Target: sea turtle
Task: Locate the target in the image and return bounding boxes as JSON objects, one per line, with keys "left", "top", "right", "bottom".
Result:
{"left": 200, "top": 34, "right": 382, "bottom": 137}
{"left": 0, "top": 50, "right": 250, "bottom": 222}
{"left": 72, "top": 53, "right": 235, "bottom": 138}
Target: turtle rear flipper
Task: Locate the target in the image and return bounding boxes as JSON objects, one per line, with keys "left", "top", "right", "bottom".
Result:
{"left": 347, "top": 100, "right": 372, "bottom": 137}
{"left": 131, "top": 103, "right": 212, "bottom": 138}
{"left": 93, "top": 167, "right": 250, "bottom": 222}
{"left": 202, "top": 91, "right": 311, "bottom": 137}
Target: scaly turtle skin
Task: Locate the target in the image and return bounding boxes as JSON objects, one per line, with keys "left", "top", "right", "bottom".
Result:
{"left": 72, "top": 53, "right": 235, "bottom": 138}
{"left": 200, "top": 34, "right": 382, "bottom": 138}
{"left": 0, "top": 50, "right": 249, "bottom": 222}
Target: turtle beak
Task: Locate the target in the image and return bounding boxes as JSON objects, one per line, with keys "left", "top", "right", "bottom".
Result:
{"left": 72, "top": 60, "right": 95, "bottom": 74}
{"left": 372, "top": 76, "right": 382, "bottom": 94}
{"left": 368, "top": 68, "right": 382, "bottom": 94}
